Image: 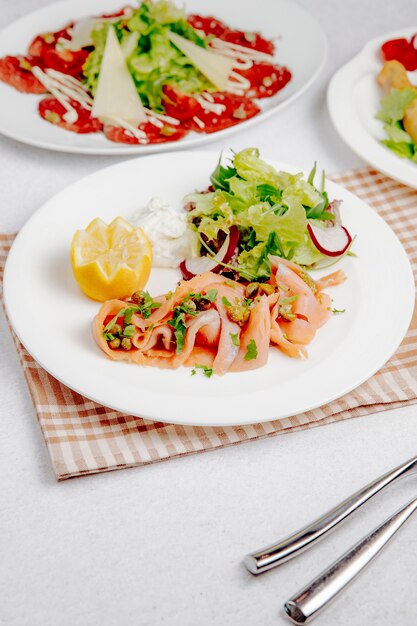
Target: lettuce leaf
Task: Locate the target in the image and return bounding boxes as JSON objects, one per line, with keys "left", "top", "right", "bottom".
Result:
{"left": 376, "top": 88, "right": 417, "bottom": 124}
{"left": 376, "top": 90, "right": 417, "bottom": 163}
{"left": 185, "top": 149, "right": 348, "bottom": 276}
{"left": 82, "top": 0, "right": 212, "bottom": 109}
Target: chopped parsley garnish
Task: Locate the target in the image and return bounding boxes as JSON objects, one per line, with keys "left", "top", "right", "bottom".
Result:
{"left": 167, "top": 296, "right": 199, "bottom": 354}
{"left": 244, "top": 339, "right": 258, "bottom": 361}
{"left": 230, "top": 332, "right": 240, "bottom": 347}
{"left": 332, "top": 308, "right": 346, "bottom": 315}
{"left": 222, "top": 296, "right": 232, "bottom": 307}
{"left": 102, "top": 293, "right": 161, "bottom": 340}
{"left": 137, "top": 292, "right": 162, "bottom": 319}
{"left": 191, "top": 365, "right": 214, "bottom": 378}
{"left": 205, "top": 289, "right": 218, "bottom": 302}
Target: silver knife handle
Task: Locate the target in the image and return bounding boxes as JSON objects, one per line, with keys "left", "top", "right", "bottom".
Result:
{"left": 284, "top": 496, "right": 417, "bottom": 624}
{"left": 244, "top": 455, "right": 417, "bottom": 574}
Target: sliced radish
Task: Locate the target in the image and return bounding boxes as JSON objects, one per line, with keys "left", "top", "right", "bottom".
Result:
{"left": 307, "top": 223, "right": 352, "bottom": 257}
{"left": 180, "top": 225, "right": 239, "bottom": 279}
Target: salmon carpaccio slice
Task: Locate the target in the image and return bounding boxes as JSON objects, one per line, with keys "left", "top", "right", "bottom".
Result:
{"left": 94, "top": 265, "right": 346, "bottom": 376}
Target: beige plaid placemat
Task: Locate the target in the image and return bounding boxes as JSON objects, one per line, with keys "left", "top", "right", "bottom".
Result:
{"left": 0, "top": 167, "right": 416, "bottom": 481}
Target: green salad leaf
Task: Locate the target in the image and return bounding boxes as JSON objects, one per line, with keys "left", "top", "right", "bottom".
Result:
{"left": 82, "top": 0, "right": 214, "bottom": 110}
{"left": 185, "top": 148, "right": 340, "bottom": 279}
{"left": 376, "top": 88, "right": 417, "bottom": 124}
{"left": 376, "top": 88, "right": 417, "bottom": 163}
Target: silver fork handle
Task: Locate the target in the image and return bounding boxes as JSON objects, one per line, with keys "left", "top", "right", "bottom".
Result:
{"left": 244, "top": 455, "right": 417, "bottom": 574}
{"left": 284, "top": 496, "right": 417, "bottom": 624}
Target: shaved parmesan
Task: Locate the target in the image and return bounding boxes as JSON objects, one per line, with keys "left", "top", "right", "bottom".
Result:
{"left": 167, "top": 31, "right": 234, "bottom": 91}
{"left": 92, "top": 26, "right": 147, "bottom": 126}
{"left": 67, "top": 18, "right": 99, "bottom": 50}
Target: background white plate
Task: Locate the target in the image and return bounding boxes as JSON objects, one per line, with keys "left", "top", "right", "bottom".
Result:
{"left": 3, "top": 151, "right": 414, "bottom": 426}
{"left": 328, "top": 27, "right": 417, "bottom": 189}
{"left": 0, "top": 0, "right": 327, "bottom": 155}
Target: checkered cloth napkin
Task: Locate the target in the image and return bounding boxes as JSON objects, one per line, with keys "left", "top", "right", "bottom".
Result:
{"left": 1, "top": 167, "right": 416, "bottom": 480}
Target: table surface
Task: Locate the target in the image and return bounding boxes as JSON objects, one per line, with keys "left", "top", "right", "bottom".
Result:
{"left": 1, "top": 1, "right": 417, "bottom": 625}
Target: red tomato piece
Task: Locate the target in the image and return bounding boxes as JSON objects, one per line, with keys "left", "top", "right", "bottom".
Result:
{"left": 220, "top": 30, "right": 275, "bottom": 56}
{"left": 43, "top": 48, "right": 90, "bottom": 77}
{"left": 235, "top": 62, "right": 291, "bottom": 99}
{"left": 39, "top": 96, "right": 103, "bottom": 134}
{"left": 381, "top": 36, "right": 417, "bottom": 71}
{"left": 162, "top": 86, "right": 260, "bottom": 133}
{"left": 0, "top": 55, "right": 47, "bottom": 94}
{"left": 104, "top": 121, "right": 188, "bottom": 144}
{"left": 187, "top": 14, "right": 228, "bottom": 37}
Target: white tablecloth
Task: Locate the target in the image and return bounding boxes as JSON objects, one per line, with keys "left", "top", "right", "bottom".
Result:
{"left": 1, "top": 1, "right": 417, "bottom": 624}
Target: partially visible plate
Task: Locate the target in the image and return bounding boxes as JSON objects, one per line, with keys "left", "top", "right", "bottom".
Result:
{"left": 0, "top": 0, "right": 327, "bottom": 155}
{"left": 3, "top": 151, "right": 414, "bottom": 426}
{"left": 328, "top": 27, "right": 417, "bottom": 189}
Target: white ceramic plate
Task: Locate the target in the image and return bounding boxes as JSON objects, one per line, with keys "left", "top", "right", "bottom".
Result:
{"left": 0, "top": 0, "right": 327, "bottom": 155}
{"left": 328, "top": 27, "right": 417, "bottom": 189}
{"left": 3, "top": 151, "right": 414, "bottom": 426}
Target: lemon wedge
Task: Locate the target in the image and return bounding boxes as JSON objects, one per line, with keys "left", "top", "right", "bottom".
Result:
{"left": 71, "top": 216, "right": 152, "bottom": 301}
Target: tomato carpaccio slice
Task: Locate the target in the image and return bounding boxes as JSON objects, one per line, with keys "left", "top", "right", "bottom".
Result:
{"left": 28, "top": 26, "right": 72, "bottom": 59}
{"left": 104, "top": 121, "right": 188, "bottom": 144}
{"left": 43, "top": 48, "right": 90, "bottom": 77}
{"left": 0, "top": 56, "right": 47, "bottom": 94}
{"left": 235, "top": 62, "right": 292, "bottom": 99}
{"left": 162, "top": 85, "right": 260, "bottom": 133}
{"left": 187, "top": 14, "right": 275, "bottom": 55}
{"left": 39, "top": 96, "right": 103, "bottom": 133}
{"left": 27, "top": 25, "right": 89, "bottom": 78}
{"left": 187, "top": 15, "right": 228, "bottom": 38}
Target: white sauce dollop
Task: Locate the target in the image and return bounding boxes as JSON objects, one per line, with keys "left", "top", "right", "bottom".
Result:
{"left": 131, "top": 197, "right": 198, "bottom": 268}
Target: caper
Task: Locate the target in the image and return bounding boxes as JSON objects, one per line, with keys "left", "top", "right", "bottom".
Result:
{"left": 109, "top": 337, "right": 121, "bottom": 349}
{"left": 245, "top": 282, "right": 260, "bottom": 298}
{"left": 228, "top": 304, "right": 250, "bottom": 326}
{"left": 112, "top": 323, "right": 123, "bottom": 336}
{"left": 259, "top": 283, "right": 275, "bottom": 296}
{"left": 195, "top": 299, "right": 211, "bottom": 311}
{"left": 121, "top": 337, "right": 132, "bottom": 350}
{"left": 184, "top": 299, "right": 197, "bottom": 313}
{"left": 131, "top": 290, "right": 146, "bottom": 305}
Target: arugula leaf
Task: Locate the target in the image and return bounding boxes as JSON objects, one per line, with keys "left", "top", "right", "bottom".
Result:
{"left": 210, "top": 155, "right": 237, "bottom": 192}
{"left": 222, "top": 296, "right": 232, "bottom": 307}
{"left": 230, "top": 332, "right": 240, "bottom": 347}
{"left": 244, "top": 339, "right": 258, "bottom": 361}
{"left": 307, "top": 161, "right": 317, "bottom": 185}
{"left": 256, "top": 183, "right": 282, "bottom": 205}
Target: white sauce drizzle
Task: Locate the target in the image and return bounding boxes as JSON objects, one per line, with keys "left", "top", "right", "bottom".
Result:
{"left": 192, "top": 116, "right": 205, "bottom": 129}
{"left": 143, "top": 108, "right": 180, "bottom": 127}
{"left": 108, "top": 116, "right": 148, "bottom": 142}
{"left": 209, "top": 38, "right": 275, "bottom": 65}
{"left": 195, "top": 92, "right": 226, "bottom": 115}
{"left": 32, "top": 66, "right": 92, "bottom": 123}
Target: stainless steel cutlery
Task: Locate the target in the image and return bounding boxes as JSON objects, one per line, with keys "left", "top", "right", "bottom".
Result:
{"left": 244, "top": 455, "right": 417, "bottom": 623}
